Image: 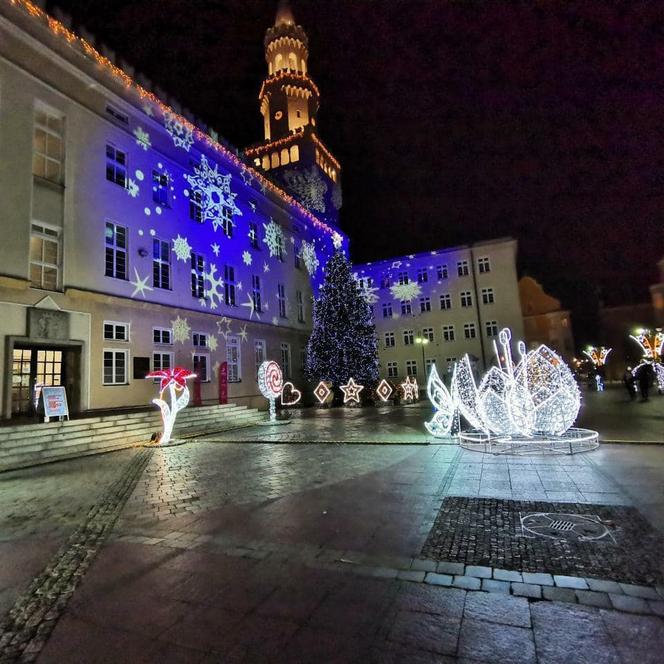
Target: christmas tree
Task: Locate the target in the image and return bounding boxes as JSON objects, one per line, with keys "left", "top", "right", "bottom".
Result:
{"left": 306, "top": 250, "right": 379, "bottom": 388}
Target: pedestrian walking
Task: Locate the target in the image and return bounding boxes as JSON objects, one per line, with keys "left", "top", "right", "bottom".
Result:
{"left": 635, "top": 362, "right": 655, "bottom": 402}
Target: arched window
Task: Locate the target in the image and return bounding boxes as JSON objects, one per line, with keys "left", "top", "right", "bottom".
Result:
{"left": 271, "top": 152, "right": 280, "bottom": 168}
{"left": 275, "top": 54, "right": 283, "bottom": 71}
{"left": 301, "top": 59, "right": 307, "bottom": 74}
{"left": 290, "top": 144, "right": 299, "bottom": 162}
{"left": 268, "top": 61, "right": 273, "bottom": 75}
{"left": 262, "top": 155, "right": 270, "bottom": 170}
{"left": 289, "top": 52, "right": 297, "bottom": 70}
{"left": 280, "top": 148, "right": 290, "bottom": 165}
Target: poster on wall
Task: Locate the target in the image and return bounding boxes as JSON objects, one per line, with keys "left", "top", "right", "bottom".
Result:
{"left": 41, "top": 386, "right": 69, "bottom": 422}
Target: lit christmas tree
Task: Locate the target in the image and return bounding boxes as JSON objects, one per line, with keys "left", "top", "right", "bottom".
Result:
{"left": 306, "top": 250, "right": 379, "bottom": 391}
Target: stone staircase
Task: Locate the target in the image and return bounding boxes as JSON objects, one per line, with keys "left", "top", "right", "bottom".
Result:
{"left": 0, "top": 403, "right": 264, "bottom": 472}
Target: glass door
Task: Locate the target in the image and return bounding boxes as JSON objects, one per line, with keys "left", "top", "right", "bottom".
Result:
{"left": 11, "top": 348, "right": 33, "bottom": 415}
{"left": 10, "top": 348, "right": 64, "bottom": 416}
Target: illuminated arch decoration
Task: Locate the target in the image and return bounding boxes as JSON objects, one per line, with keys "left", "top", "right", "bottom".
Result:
{"left": 629, "top": 328, "right": 663, "bottom": 361}
{"left": 258, "top": 360, "right": 284, "bottom": 422}
{"left": 145, "top": 367, "right": 196, "bottom": 445}
{"left": 340, "top": 378, "right": 363, "bottom": 405}
{"left": 280, "top": 382, "right": 302, "bottom": 406}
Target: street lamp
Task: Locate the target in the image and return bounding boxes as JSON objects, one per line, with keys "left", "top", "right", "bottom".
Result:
{"left": 415, "top": 336, "right": 430, "bottom": 379}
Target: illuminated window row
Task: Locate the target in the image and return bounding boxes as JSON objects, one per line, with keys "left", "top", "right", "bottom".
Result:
{"left": 315, "top": 148, "right": 338, "bottom": 182}
{"left": 254, "top": 144, "right": 300, "bottom": 171}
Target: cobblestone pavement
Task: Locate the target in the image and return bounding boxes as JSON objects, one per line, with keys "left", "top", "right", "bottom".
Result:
{"left": 0, "top": 422, "right": 663, "bottom": 661}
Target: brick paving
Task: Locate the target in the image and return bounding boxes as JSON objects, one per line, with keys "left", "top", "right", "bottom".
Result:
{"left": 0, "top": 414, "right": 663, "bottom": 662}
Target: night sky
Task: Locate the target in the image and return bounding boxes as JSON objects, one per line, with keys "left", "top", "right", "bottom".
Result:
{"left": 48, "top": 0, "right": 664, "bottom": 345}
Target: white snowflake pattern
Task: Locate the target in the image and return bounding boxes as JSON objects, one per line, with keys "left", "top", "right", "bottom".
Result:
{"left": 300, "top": 240, "right": 320, "bottom": 275}
{"left": 208, "top": 335, "right": 218, "bottom": 352}
{"left": 262, "top": 220, "right": 285, "bottom": 258}
{"left": 263, "top": 262, "right": 270, "bottom": 273}
{"left": 332, "top": 232, "right": 343, "bottom": 249}
{"left": 240, "top": 170, "right": 254, "bottom": 186}
{"left": 390, "top": 282, "right": 422, "bottom": 301}
{"left": 172, "top": 235, "right": 192, "bottom": 262}
{"left": 242, "top": 251, "right": 252, "bottom": 266}
{"left": 133, "top": 127, "right": 151, "bottom": 151}
{"left": 282, "top": 166, "right": 327, "bottom": 212}
{"left": 241, "top": 294, "right": 261, "bottom": 320}
{"left": 237, "top": 281, "right": 243, "bottom": 291}
{"left": 130, "top": 268, "right": 153, "bottom": 298}
{"left": 271, "top": 316, "right": 279, "bottom": 326}
{"left": 239, "top": 325, "right": 248, "bottom": 342}
{"left": 249, "top": 200, "right": 257, "bottom": 212}
{"left": 171, "top": 316, "right": 191, "bottom": 343}
{"left": 126, "top": 179, "right": 139, "bottom": 198}
{"left": 357, "top": 280, "right": 380, "bottom": 304}
{"left": 142, "top": 103, "right": 154, "bottom": 117}
{"left": 163, "top": 109, "right": 194, "bottom": 151}
{"left": 211, "top": 243, "right": 220, "bottom": 256}
{"left": 203, "top": 264, "right": 224, "bottom": 310}
{"left": 184, "top": 155, "right": 242, "bottom": 232}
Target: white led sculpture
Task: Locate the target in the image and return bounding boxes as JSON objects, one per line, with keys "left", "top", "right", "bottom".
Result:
{"left": 257, "top": 360, "right": 283, "bottom": 422}
{"left": 424, "top": 364, "right": 456, "bottom": 437}
{"left": 145, "top": 367, "right": 196, "bottom": 445}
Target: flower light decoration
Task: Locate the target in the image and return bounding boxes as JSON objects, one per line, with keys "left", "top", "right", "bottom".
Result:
{"left": 426, "top": 328, "right": 597, "bottom": 453}
{"left": 583, "top": 346, "right": 612, "bottom": 367}
{"left": 145, "top": 367, "right": 196, "bottom": 445}
{"left": 257, "top": 360, "right": 284, "bottom": 422}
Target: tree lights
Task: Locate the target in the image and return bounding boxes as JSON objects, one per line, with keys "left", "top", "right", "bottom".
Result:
{"left": 145, "top": 367, "right": 196, "bottom": 445}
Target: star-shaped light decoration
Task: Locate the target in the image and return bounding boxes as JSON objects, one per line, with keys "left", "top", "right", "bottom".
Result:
{"left": 401, "top": 376, "right": 419, "bottom": 402}
{"left": 340, "top": 377, "right": 364, "bottom": 405}
{"left": 241, "top": 294, "right": 261, "bottom": 320}
{"left": 376, "top": 379, "right": 394, "bottom": 402}
{"left": 216, "top": 317, "right": 232, "bottom": 339}
{"left": 263, "top": 262, "right": 270, "bottom": 273}
{"left": 239, "top": 325, "right": 248, "bottom": 342}
{"left": 130, "top": 268, "right": 153, "bottom": 298}
{"left": 146, "top": 367, "right": 196, "bottom": 392}
{"left": 240, "top": 170, "right": 254, "bottom": 187}
{"left": 313, "top": 381, "right": 332, "bottom": 404}
{"left": 211, "top": 243, "right": 220, "bottom": 256}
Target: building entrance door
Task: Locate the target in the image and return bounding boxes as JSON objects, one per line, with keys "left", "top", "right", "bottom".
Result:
{"left": 11, "top": 347, "right": 64, "bottom": 416}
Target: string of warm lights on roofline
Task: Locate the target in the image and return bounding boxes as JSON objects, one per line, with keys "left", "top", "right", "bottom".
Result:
{"left": 258, "top": 70, "right": 320, "bottom": 101}
{"left": 9, "top": 0, "right": 339, "bottom": 240}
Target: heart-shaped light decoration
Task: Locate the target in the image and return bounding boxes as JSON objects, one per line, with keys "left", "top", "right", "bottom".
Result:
{"left": 280, "top": 381, "right": 302, "bottom": 406}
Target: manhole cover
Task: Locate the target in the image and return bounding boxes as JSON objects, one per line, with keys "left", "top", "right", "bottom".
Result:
{"left": 520, "top": 512, "right": 615, "bottom": 543}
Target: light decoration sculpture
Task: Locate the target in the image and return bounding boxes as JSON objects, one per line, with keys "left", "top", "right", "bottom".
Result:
{"left": 583, "top": 346, "right": 612, "bottom": 367}
{"left": 257, "top": 360, "right": 283, "bottom": 422}
{"left": 425, "top": 328, "right": 598, "bottom": 454}
{"left": 145, "top": 367, "right": 196, "bottom": 445}
{"left": 400, "top": 376, "right": 419, "bottom": 402}
{"left": 340, "top": 378, "right": 364, "bottom": 405}
{"left": 376, "top": 379, "right": 394, "bottom": 402}
{"left": 630, "top": 328, "right": 664, "bottom": 391}
{"left": 313, "top": 381, "right": 333, "bottom": 405}
{"left": 280, "top": 382, "right": 302, "bottom": 406}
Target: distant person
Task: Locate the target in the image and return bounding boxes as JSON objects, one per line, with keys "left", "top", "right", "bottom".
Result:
{"left": 636, "top": 362, "right": 655, "bottom": 402}
{"left": 623, "top": 368, "right": 636, "bottom": 401}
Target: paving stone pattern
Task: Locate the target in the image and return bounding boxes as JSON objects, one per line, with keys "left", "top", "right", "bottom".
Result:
{"left": 421, "top": 497, "right": 664, "bottom": 586}
{"left": 0, "top": 449, "right": 152, "bottom": 663}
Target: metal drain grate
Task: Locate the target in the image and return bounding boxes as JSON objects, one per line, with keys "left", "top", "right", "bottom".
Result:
{"left": 549, "top": 519, "right": 575, "bottom": 531}
{"left": 520, "top": 512, "right": 615, "bottom": 543}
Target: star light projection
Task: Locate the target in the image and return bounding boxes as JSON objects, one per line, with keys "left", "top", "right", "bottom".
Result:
{"left": 145, "top": 367, "right": 196, "bottom": 444}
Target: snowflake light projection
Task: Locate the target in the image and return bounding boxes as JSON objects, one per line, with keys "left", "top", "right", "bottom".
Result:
{"left": 356, "top": 279, "right": 380, "bottom": 305}
{"left": 257, "top": 360, "right": 283, "bottom": 422}
{"left": 583, "top": 346, "right": 612, "bottom": 367}
{"left": 133, "top": 127, "right": 151, "bottom": 151}
{"left": 629, "top": 328, "right": 664, "bottom": 361}
{"left": 163, "top": 109, "right": 194, "bottom": 151}
{"left": 203, "top": 264, "right": 224, "bottom": 310}
{"left": 184, "top": 155, "right": 242, "bottom": 232}
{"left": 171, "top": 316, "right": 191, "bottom": 343}
{"left": 300, "top": 240, "right": 320, "bottom": 275}
{"left": 332, "top": 232, "right": 344, "bottom": 250}
{"left": 208, "top": 335, "right": 218, "bottom": 352}
{"left": 172, "top": 235, "right": 192, "bottom": 262}
{"left": 263, "top": 220, "right": 285, "bottom": 258}
{"left": 426, "top": 328, "right": 598, "bottom": 454}
{"left": 127, "top": 179, "right": 140, "bottom": 198}
{"left": 390, "top": 282, "right": 422, "bottom": 301}
{"left": 242, "top": 250, "right": 252, "bottom": 266}
{"left": 282, "top": 166, "right": 327, "bottom": 212}
{"left": 145, "top": 367, "right": 196, "bottom": 445}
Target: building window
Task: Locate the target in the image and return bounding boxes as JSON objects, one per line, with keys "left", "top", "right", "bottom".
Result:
{"left": 439, "top": 293, "right": 452, "bottom": 310}
{"left": 193, "top": 354, "right": 209, "bottom": 382}
{"left": 191, "top": 253, "right": 205, "bottom": 299}
{"left": 105, "top": 104, "right": 128, "bottom": 125}
{"left": 294, "top": 246, "right": 301, "bottom": 269}
{"left": 401, "top": 300, "right": 412, "bottom": 316}
{"left": 457, "top": 260, "right": 469, "bottom": 277}
{"left": 189, "top": 191, "right": 203, "bottom": 223}
{"left": 403, "top": 330, "right": 414, "bottom": 345}
{"left": 398, "top": 271, "right": 409, "bottom": 285}
{"left": 460, "top": 291, "right": 473, "bottom": 308}
{"left": 482, "top": 287, "right": 495, "bottom": 305}
{"left": 478, "top": 256, "right": 491, "bottom": 273}
{"left": 278, "top": 283, "right": 287, "bottom": 318}
{"left": 193, "top": 332, "right": 208, "bottom": 348}
{"left": 387, "top": 361, "right": 398, "bottom": 378}
{"left": 152, "top": 351, "right": 173, "bottom": 374}
{"left": 33, "top": 106, "right": 64, "bottom": 183}
{"left": 103, "top": 349, "right": 128, "bottom": 385}
{"left": 276, "top": 230, "right": 285, "bottom": 262}
{"left": 422, "top": 327, "right": 434, "bottom": 342}
{"left": 281, "top": 343, "right": 291, "bottom": 379}
{"left": 30, "top": 224, "right": 60, "bottom": 290}
{"left": 221, "top": 208, "right": 233, "bottom": 238}
{"left": 464, "top": 322, "right": 477, "bottom": 339}
{"left": 425, "top": 358, "right": 436, "bottom": 374}
{"left": 152, "top": 170, "right": 170, "bottom": 207}
{"left": 384, "top": 332, "right": 395, "bottom": 347}
{"left": 406, "top": 360, "right": 417, "bottom": 376}
{"left": 446, "top": 356, "right": 457, "bottom": 368}
{"left": 380, "top": 275, "right": 392, "bottom": 289}
{"left": 437, "top": 265, "right": 448, "bottom": 280}
{"left": 105, "top": 143, "right": 126, "bottom": 187}
{"left": 153, "top": 327, "right": 173, "bottom": 345}
{"left": 224, "top": 265, "right": 236, "bottom": 306}
{"left": 486, "top": 320, "right": 499, "bottom": 337}
{"left": 104, "top": 222, "right": 127, "bottom": 280}
{"left": 226, "top": 335, "right": 241, "bottom": 382}
{"left": 442, "top": 325, "right": 455, "bottom": 342}
{"left": 417, "top": 268, "right": 428, "bottom": 283}
{"left": 254, "top": 339, "right": 266, "bottom": 376}
{"left": 382, "top": 302, "right": 393, "bottom": 318}
{"left": 152, "top": 239, "right": 170, "bottom": 289}
{"left": 251, "top": 275, "right": 262, "bottom": 313}
{"left": 296, "top": 290, "right": 305, "bottom": 323}
{"left": 103, "top": 321, "right": 129, "bottom": 341}
{"left": 249, "top": 222, "right": 259, "bottom": 248}
{"left": 419, "top": 297, "right": 431, "bottom": 313}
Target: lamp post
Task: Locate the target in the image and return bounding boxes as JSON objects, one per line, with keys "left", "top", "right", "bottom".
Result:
{"left": 415, "top": 336, "right": 430, "bottom": 380}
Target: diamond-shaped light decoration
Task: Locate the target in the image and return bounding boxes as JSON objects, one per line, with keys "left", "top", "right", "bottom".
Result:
{"left": 376, "top": 379, "right": 394, "bottom": 402}
{"left": 313, "top": 381, "right": 332, "bottom": 404}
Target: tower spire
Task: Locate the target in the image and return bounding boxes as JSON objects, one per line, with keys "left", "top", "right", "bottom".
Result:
{"left": 275, "top": 0, "right": 295, "bottom": 27}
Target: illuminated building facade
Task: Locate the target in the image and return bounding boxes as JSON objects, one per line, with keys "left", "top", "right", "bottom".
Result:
{"left": 0, "top": 0, "right": 346, "bottom": 419}
{"left": 353, "top": 239, "right": 525, "bottom": 381}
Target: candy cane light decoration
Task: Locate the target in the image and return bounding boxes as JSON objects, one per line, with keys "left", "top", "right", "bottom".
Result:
{"left": 145, "top": 367, "right": 196, "bottom": 444}
{"left": 258, "top": 360, "right": 283, "bottom": 421}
